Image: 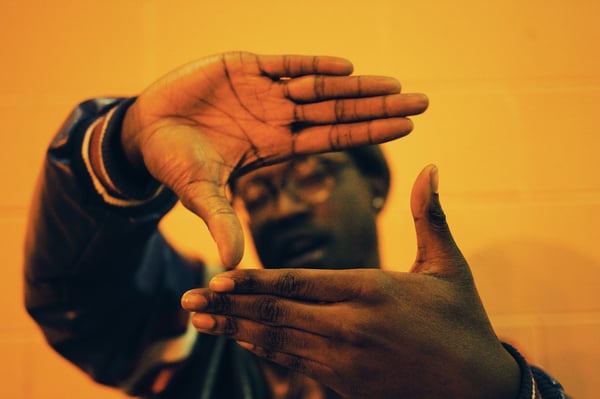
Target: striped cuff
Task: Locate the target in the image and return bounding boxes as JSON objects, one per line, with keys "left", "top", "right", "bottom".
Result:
{"left": 82, "top": 98, "right": 164, "bottom": 207}
{"left": 503, "top": 342, "right": 571, "bottom": 398}
{"left": 531, "top": 366, "right": 571, "bottom": 399}
{"left": 502, "top": 343, "right": 541, "bottom": 399}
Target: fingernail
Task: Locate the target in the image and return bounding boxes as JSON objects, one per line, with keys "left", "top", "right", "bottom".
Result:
{"left": 430, "top": 165, "right": 439, "bottom": 194}
{"left": 406, "top": 92, "right": 428, "bottom": 100}
{"left": 210, "top": 276, "right": 235, "bottom": 292}
{"left": 236, "top": 340, "right": 254, "bottom": 351}
{"left": 193, "top": 313, "right": 215, "bottom": 330}
{"left": 182, "top": 293, "right": 208, "bottom": 310}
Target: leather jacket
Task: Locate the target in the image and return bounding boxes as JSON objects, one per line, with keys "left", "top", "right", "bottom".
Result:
{"left": 23, "top": 98, "right": 277, "bottom": 398}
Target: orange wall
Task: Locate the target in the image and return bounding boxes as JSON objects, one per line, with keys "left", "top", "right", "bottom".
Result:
{"left": 2, "top": 1, "right": 598, "bottom": 397}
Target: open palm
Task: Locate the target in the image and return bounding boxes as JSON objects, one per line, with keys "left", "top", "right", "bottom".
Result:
{"left": 122, "top": 51, "right": 428, "bottom": 266}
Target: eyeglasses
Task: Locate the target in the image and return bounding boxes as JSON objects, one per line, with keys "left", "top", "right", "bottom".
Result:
{"left": 233, "top": 155, "right": 351, "bottom": 216}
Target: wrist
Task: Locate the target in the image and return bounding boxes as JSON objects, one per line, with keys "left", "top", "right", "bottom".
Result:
{"left": 458, "top": 340, "right": 521, "bottom": 399}
{"left": 83, "top": 98, "right": 165, "bottom": 205}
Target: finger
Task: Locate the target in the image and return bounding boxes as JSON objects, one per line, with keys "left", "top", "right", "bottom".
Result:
{"left": 237, "top": 341, "right": 335, "bottom": 383}
{"left": 293, "top": 93, "right": 429, "bottom": 124}
{"left": 254, "top": 54, "right": 354, "bottom": 78}
{"left": 409, "top": 165, "right": 467, "bottom": 277}
{"left": 193, "top": 312, "right": 342, "bottom": 389}
{"left": 285, "top": 75, "right": 402, "bottom": 102}
{"left": 207, "top": 268, "right": 362, "bottom": 301}
{"left": 291, "top": 117, "right": 415, "bottom": 154}
{"left": 182, "top": 291, "right": 341, "bottom": 336}
{"left": 191, "top": 312, "right": 333, "bottom": 363}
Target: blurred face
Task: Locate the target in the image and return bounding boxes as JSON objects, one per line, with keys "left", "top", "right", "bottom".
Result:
{"left": 231, "top": 152, "right": 381, "bottom": 269}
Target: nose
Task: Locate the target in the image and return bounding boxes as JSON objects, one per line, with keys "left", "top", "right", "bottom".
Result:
{"left": 270, "top": 189, "right": 311, "bottom": 220}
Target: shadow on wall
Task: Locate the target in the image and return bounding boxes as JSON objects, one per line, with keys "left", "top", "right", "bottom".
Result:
{"left": 468, "top": 239, "right": 600, "bottom": 399}
{"left": 469, "top": 240, "right": 598, "bottom": 314}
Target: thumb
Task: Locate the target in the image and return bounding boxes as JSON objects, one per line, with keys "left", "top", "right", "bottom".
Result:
{"left": 409, "top": 165, "right": 467, "bottom": 278}
{"left": 209, "top": 211, "right": 245, "bottom": 269}
{"left": 182, "top": 186, "right": 245, "bottom": 269}
{"left": 141, "top": 125, "right": 246, "bottom": 268}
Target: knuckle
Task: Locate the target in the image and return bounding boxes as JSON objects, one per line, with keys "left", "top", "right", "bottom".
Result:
{"left": 288, "top": 356, "right": 308, "bottom": 374}
{"left": 257, "top": 297, "right": 284, "bottom": 323}
{"left": 262, "top": 348, "right": 276, "bottom": 361}
{"left": 381, "top": 95, "right": 389, "bottom": 116}
{"left": 312, "top": 56, "right": 319, "bottom": 72}
{"left": 276, "top": 271, "right": 308, "bottom": 297}
{"left": 262, "top": 327, "right": 287, "bottom": 350}
{"left": 221, "top": 317, "right": 238, "bottom": 336}
{"left": 210, "top": 293, "right": 233, "bottom": 313}
{"left": 357, "top": 269, "right": 387, "bottom": 299}
{"left": 351, "top": 100, "right": 360, "bottom": 120}
{"left": 328, "top": 124, "right": 347, "bottom": 150}
{"left": 355, "top": 76, "right": 363, "bottom": 96}
{"left": 334, "top": 100, "right": 345, "bottom": 122}
{"left": 340, "top": 313, "right": 375, "bottom": 346}
{"left": 314, "top": 75, "right": 326, "bottom": 97}
{"left": 234, "top": 272, "right": 260, "bottom": 292}
{"left": 293, "top": 104, "right": 302, "bottom": 121}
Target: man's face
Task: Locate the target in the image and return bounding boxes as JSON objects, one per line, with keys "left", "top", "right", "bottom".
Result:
{"left": 232, "top": 152, "right": 381, "bottom": 269}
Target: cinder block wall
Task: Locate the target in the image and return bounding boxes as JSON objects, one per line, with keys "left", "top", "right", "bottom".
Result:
{"left": 2, "top": 1, "right": 597, "bottom": 397}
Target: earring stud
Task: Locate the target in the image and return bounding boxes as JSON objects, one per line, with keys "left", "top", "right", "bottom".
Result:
{"left": 372, "top": 197, "right": 384, "bottom": 211}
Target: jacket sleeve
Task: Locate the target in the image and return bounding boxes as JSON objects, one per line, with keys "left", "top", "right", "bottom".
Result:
{"left": 23, "top": 98, "right": 207, "bottom": 396}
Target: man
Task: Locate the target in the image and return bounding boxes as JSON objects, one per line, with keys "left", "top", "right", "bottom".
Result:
{"left": 24, "top": 52, "right": 567, "bottom": 398}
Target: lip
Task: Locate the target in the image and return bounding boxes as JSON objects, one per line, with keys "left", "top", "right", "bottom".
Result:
{"left": 269, "top": 231, "right": 329, "bottom": 268}
{"left": 280, "top": 247, "right": 326, "bottom": 268}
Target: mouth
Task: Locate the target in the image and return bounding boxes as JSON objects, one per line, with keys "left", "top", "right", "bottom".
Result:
{"left": 270, "top": 233, "right": 329, "bottom": 268}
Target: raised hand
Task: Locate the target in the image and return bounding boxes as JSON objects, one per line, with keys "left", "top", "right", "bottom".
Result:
{"left": 181, "top": 166, "right": 520, "bottom": 398}
{"left": 121, "top": 52, "right": 428, "bottom": 266}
